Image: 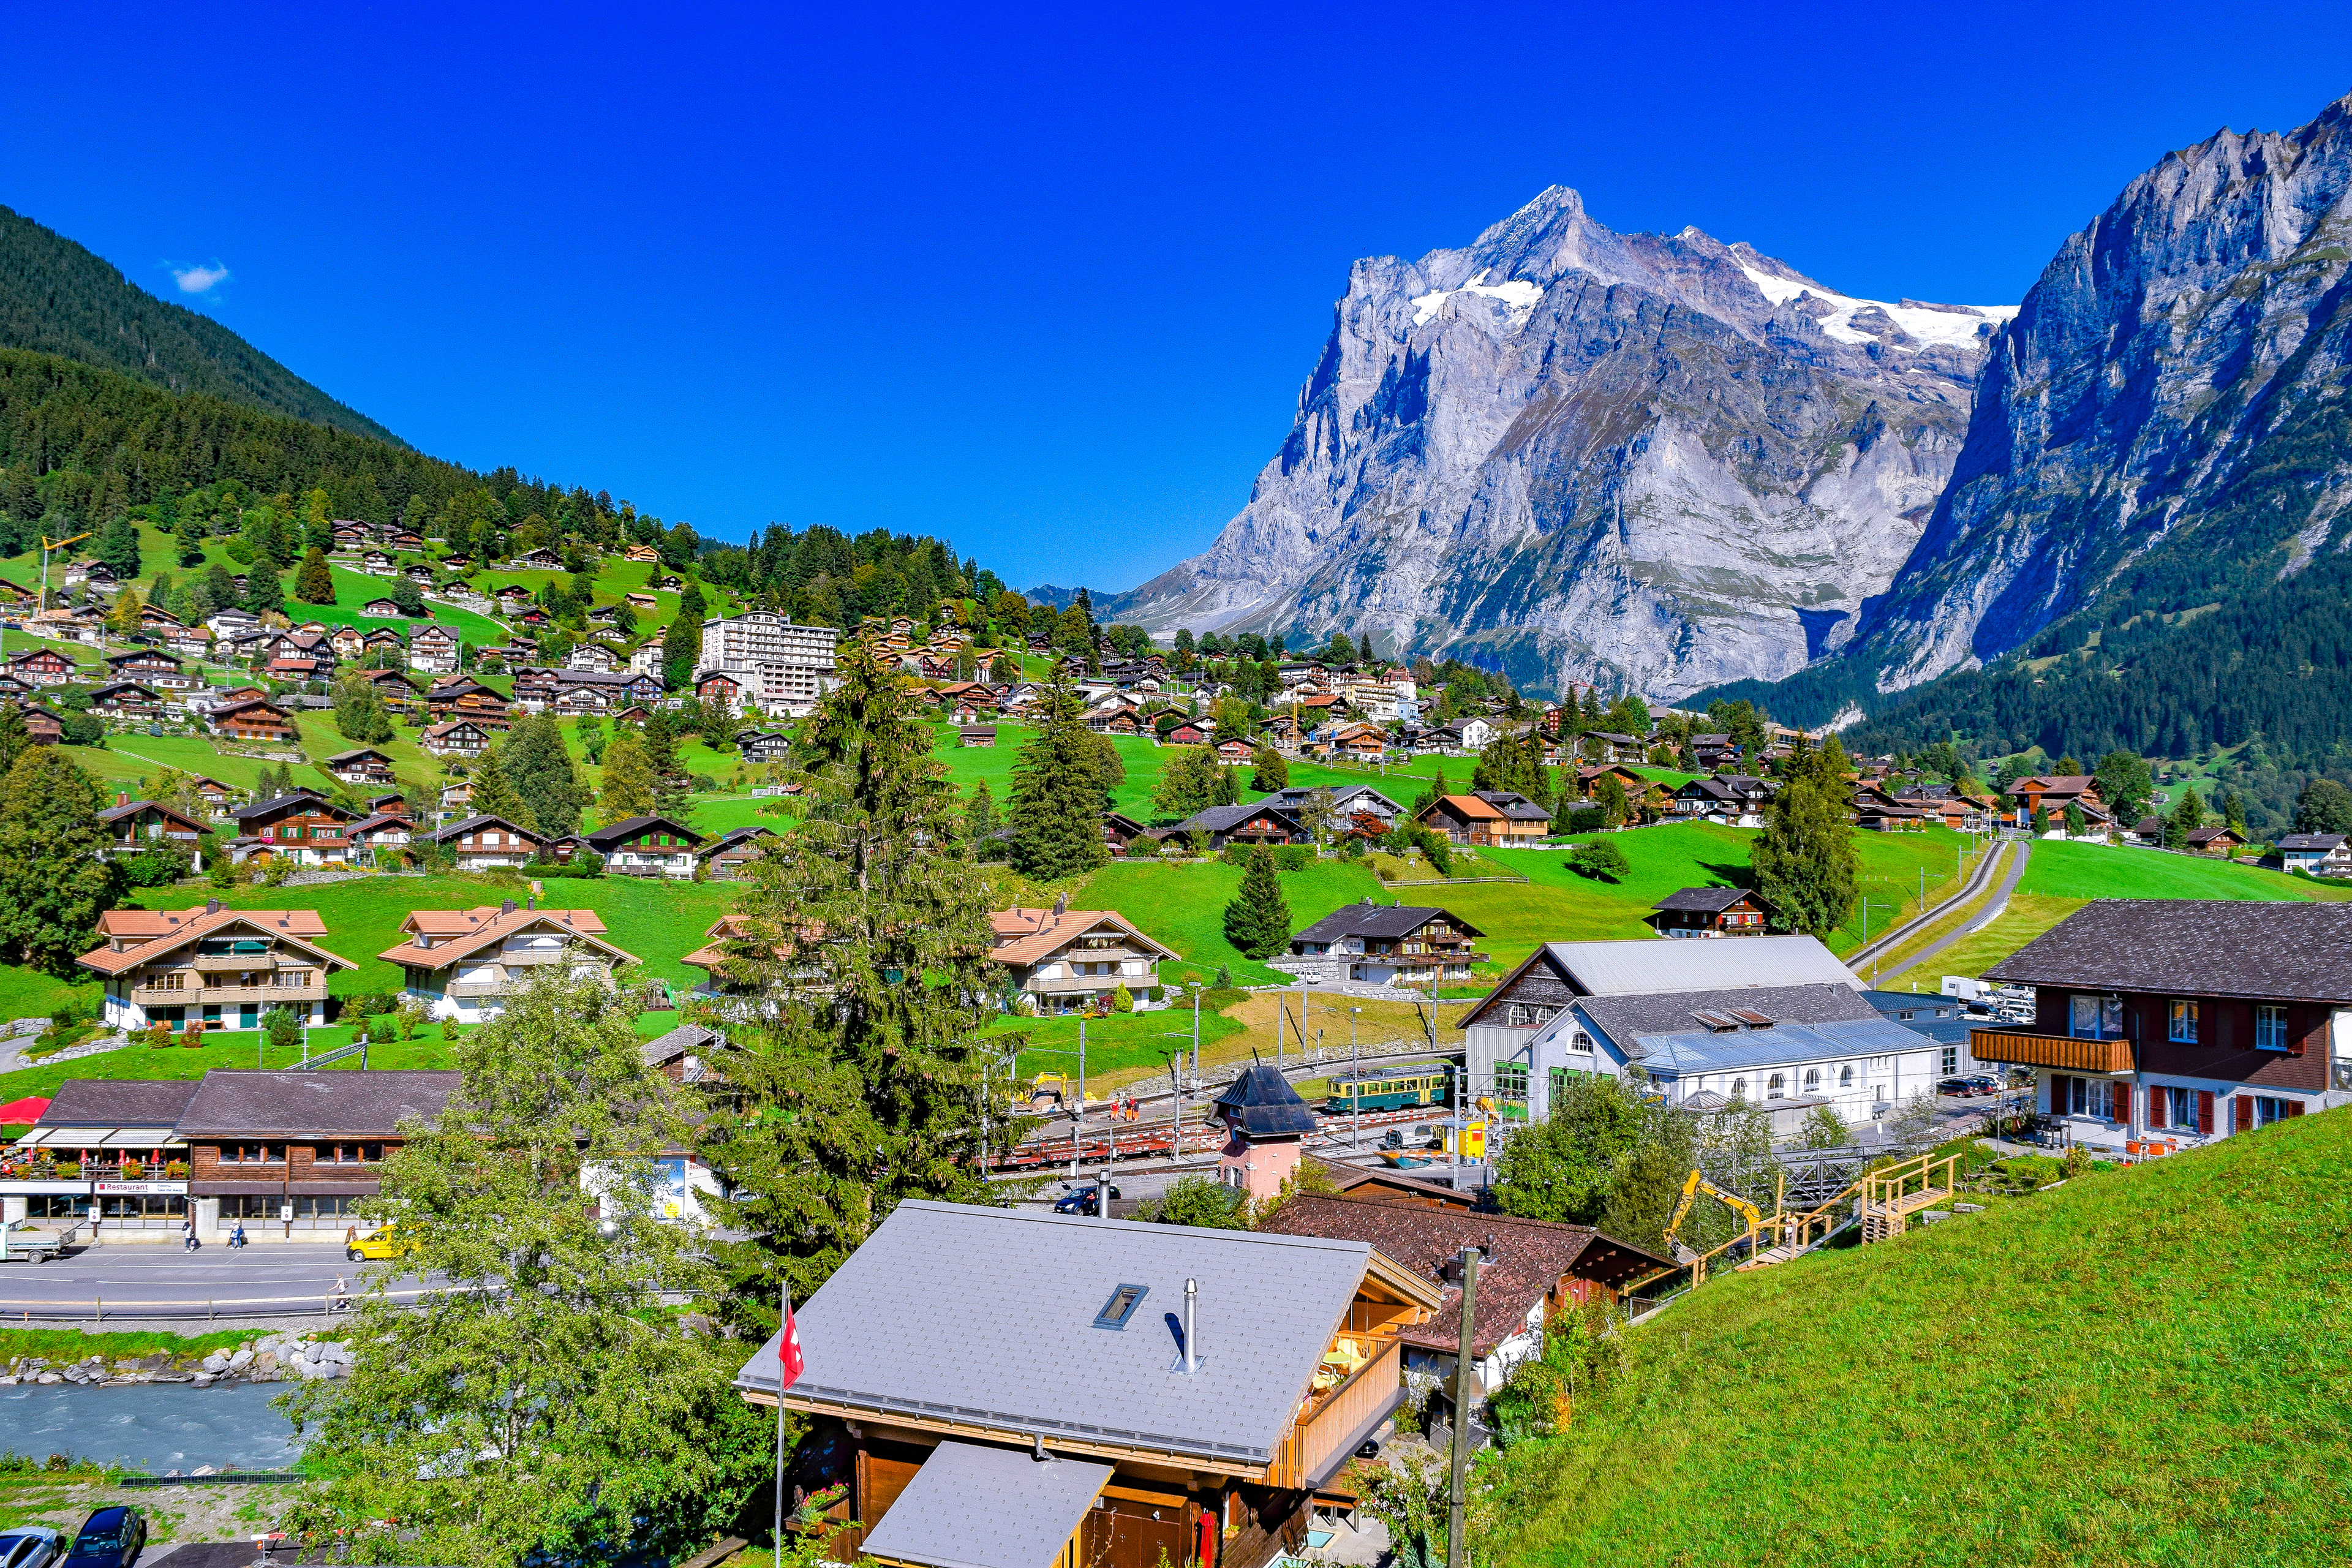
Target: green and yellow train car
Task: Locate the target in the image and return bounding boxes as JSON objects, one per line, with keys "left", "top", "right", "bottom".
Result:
{"left": 1324, "top": 1065, "right": 1456, "bottom": 1115}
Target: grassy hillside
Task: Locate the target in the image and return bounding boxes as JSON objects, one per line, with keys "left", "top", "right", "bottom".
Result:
{"left": 1479, "top": 1110, "right": 2352, "bottom": 1567}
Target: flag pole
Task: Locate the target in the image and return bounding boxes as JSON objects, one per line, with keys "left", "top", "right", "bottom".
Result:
{"left": 790, "top": 1278, "right": 799, "bottom": 1568}
{"left": 775, "top": 1276, "right": 788, "bottom": 1568}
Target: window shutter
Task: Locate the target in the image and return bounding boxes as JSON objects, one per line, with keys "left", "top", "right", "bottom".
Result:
{"left": 2197, "top": 1090, "right": 2213, "bottom": 1135}
{"left": 2236, "top": 1095, "right": 2253, "bottom": 1134}
{"left": 2287, "top": 1100, "right": 2305, "bottom": 1118}
{"left": 2286, "top": 1008, "right": 2307, "bottom": 1055}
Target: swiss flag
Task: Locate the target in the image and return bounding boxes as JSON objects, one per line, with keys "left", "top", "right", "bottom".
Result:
{"left": 777, "top": 1297, "right": 805, "bottom": 1390}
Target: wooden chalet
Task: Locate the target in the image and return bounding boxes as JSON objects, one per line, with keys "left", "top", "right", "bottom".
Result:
{"left": 736, "top": 1201, "right": 1442, "bottom": 1568}
{"left": 77, "top": 902, "right": 357, "bottom": 1034}
{"left": 227, "top": 792, "right": 360, "bottom": 867}
{"left": 1648, "top": 886, "right": 1775, "bottom": 937}
{"left": 379, "top": 902, "right": 635, "bottom": 1023}
{"left": 429, "top": 815, "right": 547, "bottom": 872}
{"left": 96, "top": 796, "right": 212, "bottom": 864}
{"left": 207, "top": 698, "right": 297, "bottom": 744}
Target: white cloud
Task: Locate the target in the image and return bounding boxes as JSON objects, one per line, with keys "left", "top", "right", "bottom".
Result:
{"left": 172, "top": 262, "right": 230, "bottom": 295}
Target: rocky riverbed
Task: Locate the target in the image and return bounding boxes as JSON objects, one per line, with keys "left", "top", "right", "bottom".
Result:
{"left": 1, "top": 1332, "right": 352, "bottom": 1389}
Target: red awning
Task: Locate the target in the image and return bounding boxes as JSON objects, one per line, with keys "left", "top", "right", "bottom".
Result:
{"left": 0, "top": 1097, "right": 51, "bottom": 1124}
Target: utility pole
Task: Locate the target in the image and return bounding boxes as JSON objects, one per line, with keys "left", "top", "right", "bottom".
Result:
{"left": 1191, "top": 987, "right": 1200, "bottom": 1078}
{"left": 1446, "top": 1245, "right": 1480, "bottom": 1568}
{"left": 1351, "top": 1008, "right": 1362, "bottom": 1150}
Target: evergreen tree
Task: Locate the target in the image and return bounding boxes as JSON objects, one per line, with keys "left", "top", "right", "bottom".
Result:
{"left": 295, "top": 546, "right": 336, "bottom": 604}
{"left": 1221, "top": 846, "right": 1292, "bottom": 960}
{"left": 2165, "top": 788, "right": 2205, "bottom": 850}
{"left": 1749, "top": 740, "right": 1858, "bottom": 937}
{"left": 2225, "top": 790, "right": 2247, "bottom": 835}
{"left": 964, "top": 779, "right": 998, "bottom": 847}
{"left": 643, "top": 712, "right": 693, "bottom": 824}
{"left": 0, "top": 747, "right": 123, "bottom": 973}
{"left": 1249, "top": 745, "right": 1288, "bottom": 791}
{"left": 330, "top": 673, "right": 396, "bottom": 745}
{"left": 1006, "top": 668, "right": 1107, "bottom": 879}
{"left": 391, "top": 578, "right": 426, "bottom": 617}
{"left": 467, "top": 747, "right": 537, "bottom": 834}
{"left": 93, "top": 513, "right": 141, "bottom": 580}
{"left": 662, "top": 582, "right": 706, "bottom": 691}
{"left": 597, "top": 728, "right": 656, "bottom": 820}
{"left": 504, "top": 712, "right": 590, "bottom": 839}
{"left": 244, "top": 565, "right": 284, "bottom": 616}
{"left": 0, "top": 703, "right": 30, "bottom": 776}
{"left": 702, "top": 633, "right": 997, "bottom": 1316}
{"left": 1212, "top": 758, "right": 1242, "bottom": 806}
{"left": 1150, "top": 745, "right": 1223, "bottom": 821}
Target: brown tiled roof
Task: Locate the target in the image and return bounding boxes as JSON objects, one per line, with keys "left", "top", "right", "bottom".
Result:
{"left": 377, "top": 905, "right": 628, "bottom": 967}
{"left": 1984, "top": 899, "right": 2352, "bottom": 1003}
{"left": 987, "top": 907, "right": 1178, "bottom": 967}
{"left": 1254, "top": 1193, "right": 1672, "bottom": 1357}
{"left": 77, "top": 907, "right": 351, "bottom": 976}
{"left": 176, "top": 1069, "right": 462, "bottom": 1137}
{"left": 1430, "top": 793, "right": 1506, "bottom": 821}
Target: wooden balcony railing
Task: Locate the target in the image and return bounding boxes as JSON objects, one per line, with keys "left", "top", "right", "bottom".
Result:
{"left": 1969, "top": 1028, "right": 2133, "bottom": 1073}
{"left": 1269, "top": 1333, "right": 1401, "bottom": 1490}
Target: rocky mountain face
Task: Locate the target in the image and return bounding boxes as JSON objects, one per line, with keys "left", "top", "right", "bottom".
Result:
{"left": 1844, "top": 92, "right": 2352, "bottom": 697}
{"left": 1106, "top": 189, "right": 2012, "bottom": 699}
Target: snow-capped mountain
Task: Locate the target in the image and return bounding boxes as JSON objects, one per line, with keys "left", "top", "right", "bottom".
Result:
{"left": 1104, "top": 187, "right": 2013, "bottom": 699}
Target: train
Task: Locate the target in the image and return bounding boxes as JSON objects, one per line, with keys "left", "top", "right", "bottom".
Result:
{"left": 1323, "top": 1063, "right": 1457, "bottom": 1115}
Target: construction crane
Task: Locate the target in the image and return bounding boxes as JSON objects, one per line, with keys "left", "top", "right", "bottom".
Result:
{"left": 1661, "top": 1167, "right": 1766, "bottom": 1250}
{"left": 37, "top": 531, "right": 91, "bottom": 615}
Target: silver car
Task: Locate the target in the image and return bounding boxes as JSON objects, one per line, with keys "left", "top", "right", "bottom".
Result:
{"left": 0, "top": 1528, "right": 64, "bottom": 1568}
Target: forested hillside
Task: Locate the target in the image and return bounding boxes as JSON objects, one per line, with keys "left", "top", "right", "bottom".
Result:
{"left": 0, "top": 204, "right": 399, "bottom": 443}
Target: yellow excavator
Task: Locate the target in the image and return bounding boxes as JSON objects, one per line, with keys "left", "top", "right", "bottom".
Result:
{"left": 1661, "top": 1168, "right": 1767, "bottom": 1256}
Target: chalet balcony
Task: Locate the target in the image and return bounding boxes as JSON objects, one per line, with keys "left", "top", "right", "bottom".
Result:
{"left": 194, "top": 952, "right": 281, "bottom": 972}
{"left": 1269, "top": 1333, "right": 1401, "bottom": 1490}
{"left": 1969, "top": 1028, "right": 2133, "bottom": 1074}
{"left": 443, "top": 978, "right": 517, "bottom": 998}
{"left": 1026, "top": 973, "right": 1153, "bottom": 993}
{"left": 133, "top": 982, "right": 326, "bottom": 1007}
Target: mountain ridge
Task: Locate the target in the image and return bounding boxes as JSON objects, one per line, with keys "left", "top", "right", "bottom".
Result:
{"left": 1099, "top": 186, "right": 2011, "bottom": 698}
{"left": 0, "top": 203, "right": 404, "bottom": 447}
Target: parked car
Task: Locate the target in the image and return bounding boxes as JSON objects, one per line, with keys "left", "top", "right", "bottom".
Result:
{"left": 1963, "top": 1074, "right": 2008, "bottom": 1096}
{"left": 1935, "top": 1076, "right": 1987, "bottom": 1098}
{"left": 1052, "top": 1183, "right": 1121, "bottom": 1216}
{"left": 60, "top": 1509, "right": 141, "bottom": 1568}
{"left": 0, "top": 1528, "right": 63, "bottom": 1568}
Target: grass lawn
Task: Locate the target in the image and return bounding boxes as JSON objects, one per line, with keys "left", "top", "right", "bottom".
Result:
{"left": 1478, "top": 1110, "right": 2352, "bottom": 1567}
{"left": 1065, "top": 856, "right": 1387, "bottom": 986}
{"left": 2019, "top": 837, "right": 2352, "bottom": 903}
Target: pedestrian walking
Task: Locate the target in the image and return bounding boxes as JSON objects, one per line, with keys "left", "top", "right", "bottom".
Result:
{"left": 330, "top": 1275, "right": 351, "bottom": 1313}
{"left": 181, "top": 1215, "right": 195, "bottom": 1252}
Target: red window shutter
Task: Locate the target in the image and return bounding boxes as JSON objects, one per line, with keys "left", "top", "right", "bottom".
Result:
{"left": 2286, "top": 1008, "right": 2307, "bottom": 1055}
{"left": 2287, "top": 1101, "right": 2305, "bottom": 1118}
{"left": 2197, "top": 1090, "right": 2214, "bottom": 1135}
{"left": 2236, "top": 1095, "right": 2253, "bottom": 1134}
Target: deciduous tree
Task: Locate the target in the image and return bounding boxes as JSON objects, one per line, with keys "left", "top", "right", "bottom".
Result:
{"left": 1152, "top": 745, "right": 1223, "bottom": 821}
{"left": 597, "top": 728, "right": 655, "bottom": 820}
{"left": 0, "top": 748, "right": 122, "bottom": 974}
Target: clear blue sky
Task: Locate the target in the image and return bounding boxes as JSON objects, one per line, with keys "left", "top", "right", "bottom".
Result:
{"left": 2, "top": 4, "right": 2344, "bottom": 594}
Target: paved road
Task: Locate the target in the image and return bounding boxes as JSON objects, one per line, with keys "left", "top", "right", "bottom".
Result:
{"left": 1876, "top": 839, "right": 2034, "bottom": 987}
{"left": 0, "top": 1240, "right": 432, "bottom": 1313}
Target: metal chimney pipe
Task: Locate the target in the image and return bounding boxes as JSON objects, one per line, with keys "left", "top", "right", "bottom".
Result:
{"left": 1184, "top": 1277, "right": 1198, "bottom": 1374}
{"left": 1096, "top": 1170, "right": 1110, "bottom": 1219}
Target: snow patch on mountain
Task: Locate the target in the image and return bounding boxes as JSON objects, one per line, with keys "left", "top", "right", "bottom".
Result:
{"left": 1738, "top": 265, "right": 2015, "bottom": 351}
{"left": 1409, "top": 269, "right": 1546, "bottom": 326}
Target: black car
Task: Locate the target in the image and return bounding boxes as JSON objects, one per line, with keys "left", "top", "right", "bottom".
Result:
{"left": 1052, "top": 1183, "right": 1121, "bottom": 1216}
{"left": 1934, "top": 1076, "right": 1981, "bottom": 1098}
{"left": 61, "top": 1509, "right": 142, "bottom": 1568}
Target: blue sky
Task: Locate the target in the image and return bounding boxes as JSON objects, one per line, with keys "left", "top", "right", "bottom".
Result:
{"left": 3, "top": 4, "right": 2345, "bottom": 594}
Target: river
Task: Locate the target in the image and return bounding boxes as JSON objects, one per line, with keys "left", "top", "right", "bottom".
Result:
{"left": 0, "top": 1382, "right": 303, "bottom": 1472}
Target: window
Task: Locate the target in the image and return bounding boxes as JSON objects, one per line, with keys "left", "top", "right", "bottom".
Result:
{"left": 2168, "top": 1000, "right": 2198, "bottom": 1043}
{"left": 1804, "top": 1068, "right": 1822, "bottom": 1091}
{"left": 1093, "top": 1283, "right": 1149, "bottom": 1330}
{"left": 1766, "top": 1074, "right": 1785, "bottom": 1100}
{"left": 1940, "top": 1047, "right": 1959, "bottom": 1076}
{"left": 1839, "top": 1066, "right": 1855, "bottom": 1088}
{"left": 1730, "top": 1078, "right": 1748, "bottom": 1102}
{"left": 328, "top": 1143, "right": 385, "bottom": 1164}
{"left": 1493, "top": 1064, "right": 1528, "bottom": 1102}
{"left": 2247, "top": 1096, "right": 2293, "bottom": 1128}
{"left": 222, "top": 1143, "right": 288, "bottom": 1164}
{"left": 219, "top": 1194, "right": 284, "bottom": 1219}
{"left": 2070, "top": 994, "right": 2122, "bottom": 1039}
{"left": 295, "top": 1195, "right": 362, "bottom": 1218}
{"left": 1570, "top": 1030, "right": 1594, "bottom": 1055}
{"left": 2256, "top": 1005, "right": 2289, "bottom": 1052}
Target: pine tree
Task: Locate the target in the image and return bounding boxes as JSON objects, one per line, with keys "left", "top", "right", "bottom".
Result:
{"left": 703, "top": 634, "right": 997, "bottom": 1317}
{"left": 1749, "top": 755, "right": 1858, "bottom": 937}
{"left": 1221, "top": 846, "right": 1292, "bottom": 960}
{"left": 1006, "top": 668, "right": 1107, "bottom": 879}
{"left": 244, "top": 565, "right": 284, "bottom": 616}
{"left": 295, "top": 546, "right": 336, "bottom": 604}
{"left": 643, "top": 712, "right": 693, "bottom": 824}
{"left": 503, "top": 712, "right": 590, "bottom": 839}
{"left": 0, "top": 748, "right": 123, "bottom": 974}
{"left": 1213, "top": 759, "right": 1241, "bottom": 806}
{"left": 467, "top": 746, "right": 537, "bottom": 834}
{"left": 964, "top": 779, "right": 998, "bottom": 847}
{"left": 2165, "top": 788, "right": 2204, "bottom": 850}
{"left": 662, "top": 582, "right": 706, "bottom": 692}
{"left": 597, "top": 729, "right": 655, "bottom": 820}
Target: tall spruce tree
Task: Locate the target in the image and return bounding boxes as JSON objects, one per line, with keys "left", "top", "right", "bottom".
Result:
{"left": 503, "top": 712, "right": 590, "bottom": 839}
{"left": 1221, "top": 846, "right": 1292, "bottom": 960}
{"left": 467, "top": 746, "right": 537, "bottom": 834}
{"left": 643, "top": 712, "right": 693, "bottom": 824}
{"left": 295, "top": 546, "right": 336, "bottom": 604}
{"left": 702, "top": 635, "right": 997, "bottom": 1315}
{"left": 1006, "top": 667, "right": 1107, "bottom": 879}
{"left": 1749, "top": 739, "right": 1858, "bottom": 937}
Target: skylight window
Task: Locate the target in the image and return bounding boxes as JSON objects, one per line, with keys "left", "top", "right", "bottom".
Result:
{"left": 1093, "top": 1283, "right": 1149, "bottom": 1330}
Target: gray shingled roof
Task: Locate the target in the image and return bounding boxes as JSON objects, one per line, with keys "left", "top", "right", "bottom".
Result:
{"left": 1292, "top": 900, "right": 1479, "bottom": 944}
{"left": 734, "top": 1200, "right": 1373, "bottom": 1465}
{"left": 175, "top": 1071, "right": 461, "bottom": 1136}
{"left": 1983, "top": 899, "right": 2352, "bottom": 1003}
{"left": 1649, "top": 887, "right": 1763, "bottom": 915}
{"left": 1577, "top": 983, "right": 1880, "bottom": 1060}
{"left": 1211, "top": 1063, "right": 1319, "bottom": 1137}
{"left": 858, "top": 1441, "right": 1112, "bottom": 1568}
{"left": 1175, "top": 801, "right": 1300, "bottom": 834}
{"left": 37, "top": 1079, "right": 201, "bottom": 1128}
{"left": 2277, "top": 834, "right": 2347, "bottom": 851}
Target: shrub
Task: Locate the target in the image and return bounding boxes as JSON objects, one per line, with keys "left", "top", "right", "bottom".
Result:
{"left": 1110, "top": 982, "right": 1134, "bottom": 1014}
{"left": 1567, "top": 842, "right": 1630, "bottom": 882}
{"left": 1275, "top": 844, "right": 1311, "bottom": 872}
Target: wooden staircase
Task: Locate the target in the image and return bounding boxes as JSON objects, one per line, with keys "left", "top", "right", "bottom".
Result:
{"left": 1628, "top": 1150, "right": 1964, "bottom": 1297}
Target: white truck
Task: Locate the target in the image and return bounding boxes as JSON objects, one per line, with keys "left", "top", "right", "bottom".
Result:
{"left": 0, "top": 1219, "right": 72, "bottom": 1263}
